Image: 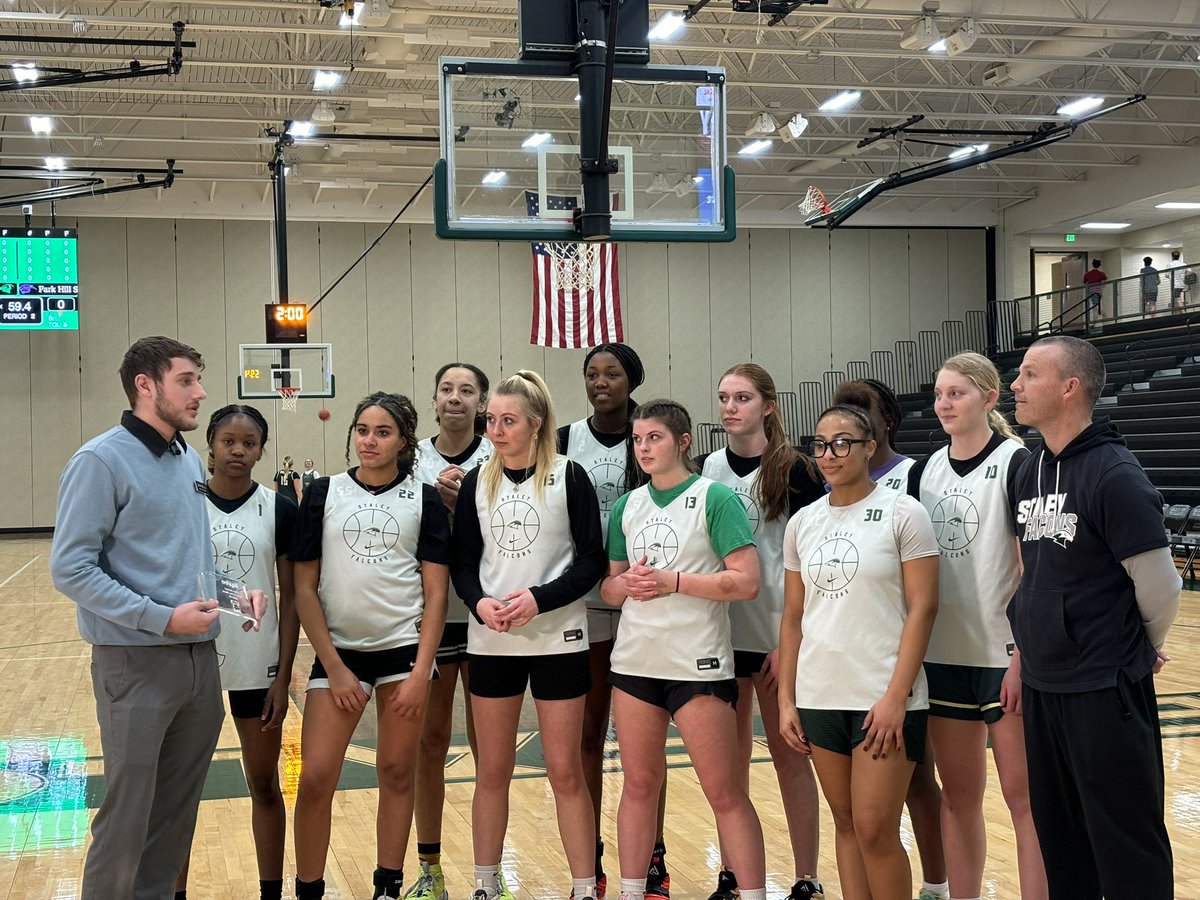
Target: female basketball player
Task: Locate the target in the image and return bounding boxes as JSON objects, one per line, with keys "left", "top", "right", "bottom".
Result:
{"left": 451, "top": 371, "right": 607, "bottom": 900}
{"left": 557, "top": 343, "right": 661, "bottom": 898}
{"left": 778, "top": 404, "right": 939, "bottom": 900}
{"left": 831, "top": 379, "right": 948, "bottom": 900}
{"left": 177, "top": 404, "right": 299, "bottom": 900}
{"left": 700, "top": 365, "right": 824, "bottom": 900}
{"left": 290, "top": 392, "right": 451, "bottom": 900}
{"left": 907, "top": 353, "right": 1046, "bottom": 900}
{"left": 409, "top": 362, "right": 493, "bottom": 900}
{"left": 600, "top": 399, "right": 768, "bottom": 900}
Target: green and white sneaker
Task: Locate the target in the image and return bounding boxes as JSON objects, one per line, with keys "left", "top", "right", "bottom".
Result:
{"left": 404, "top": 861, "right": 449, "bottom": 900}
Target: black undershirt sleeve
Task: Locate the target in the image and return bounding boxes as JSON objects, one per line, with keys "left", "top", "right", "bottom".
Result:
{"left": 416, "top": 484, "right": 453, "bottom": 565}
{"left": 274, "top": 492, "right": 297, "bottom": 558}
{"left": 789, "top": 457, "right": 826, "bottom": 516}
{"left": 450, "top": 468, "right": 488, "bottom": 621}
{"left": 529, "top": 461, "right": 608, "bottom": 614}
{"left": 556, "top": 424, "right": 571, "bottom": 455}
{"left": 907, "top": 455, "right": 930, "bottom": 500}
{"left": 288, "top": 477, "right": 331, "bottom": 561}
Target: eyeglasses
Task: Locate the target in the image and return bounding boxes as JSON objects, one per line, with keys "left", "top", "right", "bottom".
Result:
{"left": 808, "top": 438, "right": 871, "bottom": 458}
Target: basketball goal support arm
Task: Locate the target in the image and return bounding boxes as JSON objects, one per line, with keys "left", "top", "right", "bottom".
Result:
{"left": 813, "top": 94, "right": 1146, "bottom": 229}
{"left": 573, "top": 0, "right": 621, "bottom": 241}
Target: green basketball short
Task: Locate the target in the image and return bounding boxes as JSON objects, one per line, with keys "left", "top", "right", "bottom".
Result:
{"left": 798, "top": 707, "right": 927, "bottom": 764}
{"left": 925, "top": 662, "right": 1007, "bottom": 724}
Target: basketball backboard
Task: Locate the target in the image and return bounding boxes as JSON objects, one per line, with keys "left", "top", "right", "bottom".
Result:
{"left": 435, "top": 57, "right": 734, "bottom": 242}
{"left": 237, "top": 343, "right": 335, "bottom": 400}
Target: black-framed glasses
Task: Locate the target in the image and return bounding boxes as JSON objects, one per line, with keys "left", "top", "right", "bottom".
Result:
{"left": 808, "top": 438, "right": 871, "bottom": 458}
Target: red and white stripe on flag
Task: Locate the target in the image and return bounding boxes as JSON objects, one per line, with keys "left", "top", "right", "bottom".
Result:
{"left": 529, "top": 241, "right": 623, "bottom": 349}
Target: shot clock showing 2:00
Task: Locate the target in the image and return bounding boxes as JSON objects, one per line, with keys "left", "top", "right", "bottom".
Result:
{"left": 265, "top": 302, "right": 308, "bottom": 343}
{"left": 0, "top": 228, "right": 79, "bottom": 332}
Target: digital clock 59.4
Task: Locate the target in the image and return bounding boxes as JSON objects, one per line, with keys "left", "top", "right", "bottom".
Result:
{"left": 265, "top": 303, "right": 308, "bottom": 343}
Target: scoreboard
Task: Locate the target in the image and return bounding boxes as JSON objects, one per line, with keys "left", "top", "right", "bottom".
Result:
{"left": 0, "top": 227, "right": 79, "bottom": 331}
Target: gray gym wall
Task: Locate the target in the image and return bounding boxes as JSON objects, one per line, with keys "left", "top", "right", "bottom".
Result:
{"left": 1, "top": 218, "right": 984, "bottom": 529}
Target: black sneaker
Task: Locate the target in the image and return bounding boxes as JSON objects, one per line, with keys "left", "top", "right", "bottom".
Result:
{"left": 707, "top": 867, "right": 738, "bottom": 900}
{"left": 645, "top": 843, "right": 670, "bottom": 899}
{"left": 787, "top": 877, "right": 824, "bottom": 899}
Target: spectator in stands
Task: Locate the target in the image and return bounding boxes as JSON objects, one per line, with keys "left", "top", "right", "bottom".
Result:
{"left": 1140, "top": 257, "right": 1160, "bottom": 318}
{"left": 1008, "top": 335, "right": 1180, "bottom": 900}
{"left": 1081, "top": 259, "right": 1106, "bottom": 319}
{"left": 1169, "top": 250, "right": 1186, "bottom": 311}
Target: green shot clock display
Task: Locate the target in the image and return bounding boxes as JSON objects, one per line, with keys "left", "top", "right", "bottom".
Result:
{"left": 0, "top": 228, "right": 79, "bottom": 331}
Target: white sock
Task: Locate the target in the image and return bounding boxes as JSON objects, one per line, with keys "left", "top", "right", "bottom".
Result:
{"left": 740, "top": 889, "right": 767, "bottom": 900}
{"left": 619, "top": 877, "right": 647, "bottom": 900}
{"left": 573, "top": 877, "right": 597, "bottom": 899}
{"left": 474, "top": 865, "right": 499, "bottom": 895}
{"left": 797, "top": 872, "right": 820, "bottom": 886}
{"left": 923, "top": 881, "right": 950, "bottom": 899}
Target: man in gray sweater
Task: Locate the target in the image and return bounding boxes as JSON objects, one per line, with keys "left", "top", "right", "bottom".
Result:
{"left": 51, "top": 336, "right": 265, "bottom": 899}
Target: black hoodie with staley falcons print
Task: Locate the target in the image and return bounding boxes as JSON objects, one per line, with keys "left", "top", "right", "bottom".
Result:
{"left": 1007, "top": 419, "right": 1167, "bottom": 693}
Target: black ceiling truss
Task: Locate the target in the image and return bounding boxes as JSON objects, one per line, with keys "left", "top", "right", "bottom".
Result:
{"left": 0, "top": 162, "right": 179, "bottom": 210}
{"left": 0, "top": 21, "right": 191, "bottom": 92}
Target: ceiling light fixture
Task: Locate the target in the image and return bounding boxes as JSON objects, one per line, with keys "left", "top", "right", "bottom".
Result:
{"left": 29, "top": 116, "right": 53, "bottom": 134}
{"left": 941, "top": 18, "right": 977, "bottom": 56}
{"left": 522, "top": 132, "right": 552, "bottom": 149}
{"left": 899, "top": 15, "right": 941, "bottom": 51}
{"left": 745, "top": 112, "right": 778, "bottom": 138}
{"left": 12, "top": 62, "right": 39, "bottom": 83}
{"left": 44, "top": 156, "right": 67, "bottom": 170}
{"left": 313, "top": 70, "right": 342, "bottom": 91}
{"left": 1057, "top": 96, "right": 1104, "bottom": 117}
{"left": 646, "top": 172, "right": 673, "bottom": 195}
{"left": 1080, "top": 222, "right": 1131, "bottom": 230}
{"left": 482, "top": 170, "right": 507, "bottom": 185}
{"left": 287, "top": 120, "right": 316, "bottom": 137}
{"left": 818, "top": 90, "right": 861, "bottom": 113}
{"left": 948, "top": 142, "right": 989, "bottom": 160}
{"left": 648, "top": 12, "right": 685, "bottom": 41}
{"left": 1155, "top": 201, "right": 1200, "bottom": 210}
{"left": 779, "top": 113, "right": 809, "bottom": 141}
{"left": 311, "top": 100, "right": 337, "bottom": 124}
{"left": 738, "top": 139, "right": 773, "bottom": 156}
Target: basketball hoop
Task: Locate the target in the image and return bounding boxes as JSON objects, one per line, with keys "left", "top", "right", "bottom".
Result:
{"left": 798, "top": 185, "right": 830, "bottom": 216}
{"left": 550, "top": 241, "right": 601, "bottom": 294}
{"left": 277, "top": 386, "right": 300, "bottom": 413}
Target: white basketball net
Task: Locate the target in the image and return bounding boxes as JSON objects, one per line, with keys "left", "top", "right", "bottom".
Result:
{"left": 277, "top": 387, "right": 299, "bottom": 413}
{"left": 550, "top": 241, "right": 601, "bottom": 294}
{"left": 798, "top": 185, "right": 829, "bottom": 216}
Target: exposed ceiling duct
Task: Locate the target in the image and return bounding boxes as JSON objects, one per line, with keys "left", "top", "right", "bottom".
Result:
{"left": 976, "top": 0, "right": 1200, "bottom": 86}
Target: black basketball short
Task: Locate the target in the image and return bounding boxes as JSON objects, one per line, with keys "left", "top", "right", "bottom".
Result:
{"left": 436, "top": 622, "right": 470, "bottom": 665}
{"left": 468, "top": 650, "right": 590, "bottom": 701}
{"left": 228, "top": 688, "right": 270, "bottom": 720}
{"left": 925, "top": 662, "right": 1007, "bottom": 723}
{"left": 609, "top": 672, "right": 739, "bottom": 717}
{"left": 308, "top": 643, "right": 437, "bottom": 696}
{"left": 798, "top": 707, "right": 927, "bottom": 764}
{"left": 734, "top": 650, "right": 769, "bottom": 678}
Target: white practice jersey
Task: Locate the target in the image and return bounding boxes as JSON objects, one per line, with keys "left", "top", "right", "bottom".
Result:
{"left": 209, "top": 483, "right": 280, "bottom": 691}
{"left": 470, "top": 456, "right": 588, "bottom": 656}
{"left": 702, "top": 449, "right": 784, "bottom": 654}
{"left": 564, "top": 419, "right": 629, "bottom": 610}
{"left": 784, "top": 486, "right": 937, "bottom": 711}
{"left": 415, "top": 435, "right": 493, "bottom": 624}
{"left": 611, "top": 477, "right": 735, "bottom": 681}
{"left": 876, "top": 455, "right": 915, "bottom": 492}
{"left": 318, "top": 471, "right": 427, "bottom": 651}
{"left": 918, "top": 440, "right": 1025, "bottom": 667}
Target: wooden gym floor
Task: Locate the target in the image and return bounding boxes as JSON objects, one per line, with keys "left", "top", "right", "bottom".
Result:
{"left": 2, "top": 533, "right": 1198, "bottom": 899}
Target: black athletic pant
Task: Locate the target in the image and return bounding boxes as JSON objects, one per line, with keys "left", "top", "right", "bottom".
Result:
{"left": 1023, "top": 673, "right": 1173, "bottom": 900}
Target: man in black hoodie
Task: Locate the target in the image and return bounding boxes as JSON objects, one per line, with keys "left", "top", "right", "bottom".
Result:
{"left": 1009, "top": 335, "right": 1180, "bottom": 899}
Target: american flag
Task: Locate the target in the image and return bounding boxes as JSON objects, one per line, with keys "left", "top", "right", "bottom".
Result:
{"left": 526, "top": 191, "right": 623, "bottom": 349}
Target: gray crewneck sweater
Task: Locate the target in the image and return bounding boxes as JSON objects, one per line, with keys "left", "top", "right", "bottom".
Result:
{"left": 51, "top": 422, "right": 219, "bottom": 645}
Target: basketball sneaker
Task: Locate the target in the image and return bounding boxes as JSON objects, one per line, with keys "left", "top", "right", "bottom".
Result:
{"left": 471, "top": 871, "right": 516, "bottom": 900}
{"left": 644, "top": 844, "right": 670, "bottom": 899}
{"left": 707, "top": 867, "right": 739, "bottom": 900}
{"left": 404, "top": 861, "right": 449, "bottom": 900}
{"left": 917, "top": 892, "right": 948, "bottom": 900}
{"left": 787, "top": 877, "right": 824, "bottom": 899}
{"left": 571, "top": 875, "right": 606, "bottom": 900}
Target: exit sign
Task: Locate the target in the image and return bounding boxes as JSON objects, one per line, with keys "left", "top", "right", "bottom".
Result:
{"left": 1065, "top": 233, "right": 1077, "bottom": 242}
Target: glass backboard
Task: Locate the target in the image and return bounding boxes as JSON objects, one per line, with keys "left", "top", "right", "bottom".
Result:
{"left": 237, "top": 343, "right": 335, "bottom": 400}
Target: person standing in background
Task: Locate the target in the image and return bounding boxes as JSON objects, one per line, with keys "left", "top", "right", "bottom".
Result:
{"left": 275, "top": 455, "right": 301, "bottom": 505}
{"left": 302, "top": 457, "right": 321, "bottom": 492}
{"left": 1140, "top": 257, "right": 1160, "bottom": 317}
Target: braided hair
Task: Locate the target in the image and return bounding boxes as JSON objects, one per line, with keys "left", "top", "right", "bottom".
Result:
{"left": 206, "top": 404, "right": 269, "bottom": 446}
{"left": 833, "top": 379, "right": 902, "bottom": 450}
{"left": 344, "top": 391, "right": 419, "bottom": 471}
